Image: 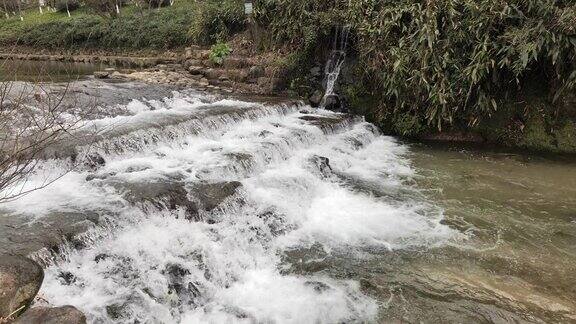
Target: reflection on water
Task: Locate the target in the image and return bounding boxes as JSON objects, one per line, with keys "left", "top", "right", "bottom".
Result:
{"left": 0, "top": 59, "right": 105, "bottom": 82}
{"left": 368, "top": 143, "right": 576, "bottom": 323}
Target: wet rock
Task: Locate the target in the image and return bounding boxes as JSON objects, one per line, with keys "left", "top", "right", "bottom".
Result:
{"left": 84, "top": 152, "right": 106, "bottom": 170}
{"left": 0, "top": 211, "right": 100, "bottom": 257}
{"left": 308, "top": 90, "right": 324, "bottom": 108}
{"left": 304, "top": 280, "right": 331, "bottom": 293}
{"left": 14, "top": 306, "right": 86, "bottom": 324}
{"left": 323, "top": 94, "right": 341, "bottom": 111}
{"left": 299, "top": 114, "right": 357, "bottom": 133}
{"left": 307, "top": 155, "right": 333, "bottom": 178}
{"left": 189, "top": 181, "right": 242, "bottom": 212}
{"left": 108, "top": 178, "right": 199, "bottom": 219}
{"left": 57, "top": 271, "right": 76, "bottom": 286}
{"left": 164, "top": 263, "right": 200, "bottom": 303}
{"left": 93, "top": 71, "right": 110, "bottom": 79}
{"left": 0, "top": 255, "right": 44, "bottom": 318}
{"left": 105, "top": 303, "right": 127, "bottom": 320}
{"left": 94, "top": 253, "right": 109, "bottom": 263}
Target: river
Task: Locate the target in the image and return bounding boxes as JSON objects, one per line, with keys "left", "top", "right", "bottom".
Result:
{"left": 0, "top": 62, "right": 575, "bottom": 323}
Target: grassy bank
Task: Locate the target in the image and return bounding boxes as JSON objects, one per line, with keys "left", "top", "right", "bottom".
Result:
{"left": 0, "top": 0, "right": 243, "bottom": 50}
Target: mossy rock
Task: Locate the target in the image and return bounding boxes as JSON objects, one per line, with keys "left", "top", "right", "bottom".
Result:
{"left": 555, "top": 121, "right": 576, "bottom": 153}
{"left": 520, "top": 116, "right": 557, "bottom": 152}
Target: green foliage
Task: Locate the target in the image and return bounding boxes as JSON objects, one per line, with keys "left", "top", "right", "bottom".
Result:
{"left": 257, "top": 0, "right": 576, "bottom": 132}
{"left": 209, "top": 42, "right": 231, "bottom": 65}
{"left": 0, "top": 1, "right": 197, "bottom": 49}
{"left": 555, "top": 120, "right": 576, "bottom": 153}
{"left": 188, "top": 0, "right": 245, "bottom": 45}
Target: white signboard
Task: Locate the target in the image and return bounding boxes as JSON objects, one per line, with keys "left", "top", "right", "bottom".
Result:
{"left": 244, "top": 3, "right": 253, "bottom": 15}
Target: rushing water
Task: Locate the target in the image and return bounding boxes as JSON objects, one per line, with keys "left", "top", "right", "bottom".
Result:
{"left": 0, "top": 80, "right": 575, "bottom": 323}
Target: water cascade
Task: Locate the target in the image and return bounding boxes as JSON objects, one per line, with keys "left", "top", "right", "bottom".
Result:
{"left": 320, "top": 26, "right": 351, "bottom": 110}
{"left": 0, "top": 88, "right": 456, "bottom": 323}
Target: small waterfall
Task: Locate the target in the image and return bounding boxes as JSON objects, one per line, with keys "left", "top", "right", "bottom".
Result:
{"left": 1, "top": 88, "right": 454, "bottom": 323}
{"left": 321, "top": 26, "right": 351, "bottom": 109}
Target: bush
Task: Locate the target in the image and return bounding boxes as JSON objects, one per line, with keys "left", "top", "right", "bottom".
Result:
{"left": 0, "top": 1, "right": 196, "bottom": 49}
{"left": 257, "top": 0, "right": 576, "bottom": 132}
{"left": 188, "top": 0, "right": 245, "bottom": 45}
{"left": 209, "top": 42, "right": 231, "bottom": 64}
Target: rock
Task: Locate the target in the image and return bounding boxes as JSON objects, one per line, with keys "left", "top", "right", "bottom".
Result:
{"left": 0, "top": 212, "right": 100, "bottom": 257}
{"left": 323, "top": 94, "right": 341, "bottom": 111}
{"left": 308, "top": 90, "right": 324, "bottom": 108}
{"left": 83, "top": 152, "right": 106, "bottom": 170}
{"left": 189, "top": 181, "right": 242, "bottom": 212}
{"left": 248, "top": 66, "right": 265, "bottom": 78}
{"left": 14, "top": 306, "right": 86, "bottom": 324}
{"left": 186, "top": 59, "right": 203, "bottom": 69}
{"left": 93, "top": 71, "right": 110, "bottom": 79}
{"left": 203, "top": 69, "right": 222, "bottom": 80}
{"left": 309, "top": 66, "right": 322, "bottom": 77}
{"left": 307, "top": 155, "right": 333, "bottom": 178}
{"left": 0, "top": 255, "right": 44, "bottom": 318}
{"left": 107, "top": 178, "right": 199, "bottom": 219}
{"left": 104, "top": 67, "right": 116, "bottom": 72}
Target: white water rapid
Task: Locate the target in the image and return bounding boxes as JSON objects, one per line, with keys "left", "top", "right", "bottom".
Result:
{"left": 0, "top": 89, "right": 457, "bottom": 323}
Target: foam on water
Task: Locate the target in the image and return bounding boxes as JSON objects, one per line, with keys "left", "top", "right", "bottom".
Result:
{"left": 2, "top": 91, "right": 460, "bottom": 323}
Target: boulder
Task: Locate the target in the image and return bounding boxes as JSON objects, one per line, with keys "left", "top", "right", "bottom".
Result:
{"left": 93, "top": 71, "right": 110, "bottom": 79}
{"left": 307, "top": 155, "right": 333, "bottom": 178}
{"left": 0, "top": 212, "right": 100, "bottom": 257}
{"left": 308, "top": 90, "right": 324, "bottom": 108}
{"left": 323, "top": 94, "right": 341, "bottom": 111}
{"left": 14, "top": 306, "right": 86, "bottom": 324}
{"left": 0, "top": 255, "right": 44, "bottom": 319}
{"left": 189, "top": 181, "right": 242, "bottom": 212}
{"left": 107, "top": 178, "right": 199, "bottom": 219}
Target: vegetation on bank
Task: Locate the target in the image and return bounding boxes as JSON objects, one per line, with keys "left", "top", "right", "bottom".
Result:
{"left": 254, "top": 0, "right": 576, "bottom": 152}
{"left": 0, "top": 0, "right": 244, "bottom": 49}
{"left": 1, "top": 0, "right": 575, "bottom": 152}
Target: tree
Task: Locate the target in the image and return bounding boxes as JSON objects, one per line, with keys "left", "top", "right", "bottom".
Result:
{"left": 0, "top": 73, "right": 94, "bottom": 202}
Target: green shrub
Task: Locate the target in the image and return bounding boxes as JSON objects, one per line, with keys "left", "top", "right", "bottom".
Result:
{"left": 0, "top": 1, "right": 197, "bottom": 49}
{"left": 256, "top": 0, "right": 576, "bottom": 133}
{"left": 209, "top": 42, "right": 231, "bottom": 65}
{"left": 188, "top": 0, "right": 244, "bottom": 45}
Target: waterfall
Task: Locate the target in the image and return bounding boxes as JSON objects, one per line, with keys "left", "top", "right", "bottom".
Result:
{"left": 320, "top": 26, "right": 351, "bottom": 109}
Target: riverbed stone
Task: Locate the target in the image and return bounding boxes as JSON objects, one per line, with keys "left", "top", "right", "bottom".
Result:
{"left": 0, "top": 211, "right": 100, "bottom": 257}
{"left": 309, "top": 90, "right": 324, "bottom": 107}
{"left": 107, "top": 177, "right": 198, "bottom": 218}
{"left": 307, "top": 155, "right": 333, "bottom": 178}
{"left": 14, "top": 306, "right": 86, "bottom": 324}
{"left": 189, "top": 181, "right": 242, "bottom": 212}
{"left": 323, "top": 94, "right": 341, "bottom": 111}
{"left": 0, "top": 255, "right": 44, "bottom": 319}
{"left": 93, "top": 71, "right": 110, "bottom": 79}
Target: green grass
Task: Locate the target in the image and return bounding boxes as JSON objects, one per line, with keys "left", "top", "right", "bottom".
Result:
{"left": 0, "top": 1, "right": 200, "bottom": 49}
